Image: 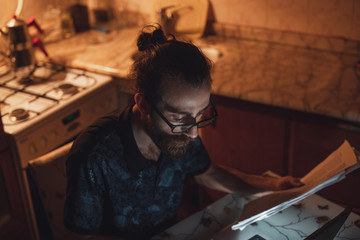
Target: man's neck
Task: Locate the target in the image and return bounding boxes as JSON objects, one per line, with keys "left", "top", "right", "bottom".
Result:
{"left": 131, "top": 105, "right": 161, "bottom": 161}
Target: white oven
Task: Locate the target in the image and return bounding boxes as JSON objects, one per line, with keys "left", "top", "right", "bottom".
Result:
{"left": 0, "top": 62, "right": 119, "bottom": 239}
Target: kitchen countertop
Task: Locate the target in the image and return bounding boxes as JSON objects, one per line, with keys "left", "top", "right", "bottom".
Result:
{"left": 36, "top": 23, "right": 360, "bottom": 125}
{"left": 36, "top": 27, "right": 141, "bottom": 77}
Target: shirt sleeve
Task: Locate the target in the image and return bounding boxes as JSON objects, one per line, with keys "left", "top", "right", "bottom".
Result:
{"left": 64, "top": 152, "right": 105, "bottom": 235}
{"left": 184, "top": 137, "right": 211, "bottom": 176}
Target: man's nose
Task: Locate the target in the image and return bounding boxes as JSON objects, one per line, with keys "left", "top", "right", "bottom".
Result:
{"left": 184, "top": 125, "right": 198, "bottom": 139}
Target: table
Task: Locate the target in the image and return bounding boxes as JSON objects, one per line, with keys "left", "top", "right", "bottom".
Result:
{"left": 151, "top": 193, "right": 360, "bottom": 240}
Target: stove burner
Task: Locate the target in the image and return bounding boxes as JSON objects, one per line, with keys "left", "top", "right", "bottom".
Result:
{"left": 10, "top": 108, "right": 30, "bottom": 122}
{"left": 58, "top": 83, "right": 78, "bottom": 95}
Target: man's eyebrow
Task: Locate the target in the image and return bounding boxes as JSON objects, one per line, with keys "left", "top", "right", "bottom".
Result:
{"left": 164, "top": 102, "right": 210, "bottom": 116}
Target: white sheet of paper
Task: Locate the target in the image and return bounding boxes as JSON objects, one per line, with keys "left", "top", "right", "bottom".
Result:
{"left": 231, "top": 140, "right": 359, "bottom": 231}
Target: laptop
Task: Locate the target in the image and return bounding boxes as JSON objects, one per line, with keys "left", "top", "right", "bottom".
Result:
{"left": 304, "top": 206, "right": 352, "bottom": 240}
{"left": 244, "top": 207, "right": 352, "bottom": 240}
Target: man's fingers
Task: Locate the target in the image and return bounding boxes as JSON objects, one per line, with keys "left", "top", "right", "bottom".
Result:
{"left": 290, "top": 177, "right": 304, "bottom": 187}
{"left": 274, "top": 176, "right": 304, "bottom": 190}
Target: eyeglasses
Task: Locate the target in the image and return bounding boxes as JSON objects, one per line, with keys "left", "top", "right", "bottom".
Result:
{"left": 153, "top": 100, "right": 218, "bottom": 133}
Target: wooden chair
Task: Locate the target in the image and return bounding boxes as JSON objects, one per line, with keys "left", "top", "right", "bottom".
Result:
{"left": 27, "top": 141, "right": 95, "bottom": 240}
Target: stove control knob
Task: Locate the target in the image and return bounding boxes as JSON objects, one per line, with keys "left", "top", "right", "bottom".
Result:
{"left": 29, "top": 143, "right": 37, "bottom": 155}
{"left": 40, "top": 136, "right": 47, "bottom": 148}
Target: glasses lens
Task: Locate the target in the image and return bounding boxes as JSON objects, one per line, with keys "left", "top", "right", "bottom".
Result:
{"left": 172, "top": 111, "right": 217, "bottom": 133}
{"left": 172, "top": 125, "right": 192, "bottom": 133}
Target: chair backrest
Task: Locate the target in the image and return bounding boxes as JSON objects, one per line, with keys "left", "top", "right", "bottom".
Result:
{"left": 28, "top": 141, "right": 91, "bottom": 240}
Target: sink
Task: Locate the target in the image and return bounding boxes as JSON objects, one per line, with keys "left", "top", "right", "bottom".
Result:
{"left": 200, "top": 46, "right": 222, "bottom": 63}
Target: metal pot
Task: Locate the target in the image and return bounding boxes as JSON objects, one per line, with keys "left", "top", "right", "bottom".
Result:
{"left": 0, "top": 15, "right": 47, "bottom": 76}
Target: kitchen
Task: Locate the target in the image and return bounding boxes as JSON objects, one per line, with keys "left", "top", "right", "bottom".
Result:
{"left": 1, "top": 0, "right": 360, "bottom": 239}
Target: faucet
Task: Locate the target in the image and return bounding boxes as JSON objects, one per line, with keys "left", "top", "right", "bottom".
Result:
{"left": 157, "top": 5, "right": 177, "bottom": 34}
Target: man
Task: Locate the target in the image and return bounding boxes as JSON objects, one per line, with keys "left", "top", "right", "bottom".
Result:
{"left": 64, "top": 26, "right": 302, "bottom": 240}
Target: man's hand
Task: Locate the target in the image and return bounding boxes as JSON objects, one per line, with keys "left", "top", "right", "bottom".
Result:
{"left": 196, "top": 164, "right": 304, "bottom": 195}
{"left": 272, "top": 176, "right": 304, "bottom": 191}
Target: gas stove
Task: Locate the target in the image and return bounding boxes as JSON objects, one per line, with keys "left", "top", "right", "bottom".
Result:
{"left": 0, "top": 62, "right": 118, "bottom": 167}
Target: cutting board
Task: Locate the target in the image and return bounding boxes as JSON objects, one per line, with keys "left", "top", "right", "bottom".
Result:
{"left": 151, "top": 0, "right": 209, "bottom": 39}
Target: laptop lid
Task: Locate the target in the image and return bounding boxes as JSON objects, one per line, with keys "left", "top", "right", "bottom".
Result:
{"left": 305, "top": 207, "right": 352, "bottom": 240}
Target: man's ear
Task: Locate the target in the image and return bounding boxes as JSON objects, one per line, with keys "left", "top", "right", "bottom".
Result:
{"left": 134, "top": 93, "right": 151, "bottom": 115}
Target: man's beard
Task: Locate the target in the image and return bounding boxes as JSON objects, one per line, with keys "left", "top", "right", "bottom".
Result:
{"left": 144, "top": 114, "right": 195, "bottom": 159}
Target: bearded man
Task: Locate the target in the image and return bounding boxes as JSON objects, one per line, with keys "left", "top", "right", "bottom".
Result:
{"left": 64, "top": 26, "right": 302, "bottom": 240}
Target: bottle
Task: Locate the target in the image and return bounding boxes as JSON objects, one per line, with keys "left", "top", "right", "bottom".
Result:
{"left": 71, "top": 1, "right": 91, "bottom": 33}
{"left": 87, "top": 0, "right": 115, "bottom": 25}
{"left": 60, "top": 10, "right": 75, "bottom": 38}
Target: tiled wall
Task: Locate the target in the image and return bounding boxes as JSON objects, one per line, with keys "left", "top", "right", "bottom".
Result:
{"left": 0, "top": 0, "right": 46, "bottom": 53}
{"left": 0, "top": 0, "right": 148, "bottom": 34}
{"left": 0, "top": 0, "right": 54, "bottom": 26}
{"left": 1, "top": 0, "right": 359, "bottom": 41}
{"left": 209, "top": 0, "right": 360, "bottom": 41}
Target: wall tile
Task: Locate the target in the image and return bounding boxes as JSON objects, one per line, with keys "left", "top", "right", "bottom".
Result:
{"left": 211, "top": 0, "right": 268, "bottom": 27}
{"left": 0, "top": 0, "right": 18, "bottom": 25}
{"left": 209, "top": 0, "right": 359, "bottom": 41}
{"left": 267, "top": 0, "right": 308, "bottom": 33}
{"left": 2, "top": 0, "right": 359, "bottom": 42}
{"left": 0, "top": 0, "right": 57, "bottom": 28}
{"left": 238, "top": 0, "right": 268, "bottom": 26}
{"left": 308, "top": 0, "right": 353, "bottom": 38}
{"left": 350, "top": 0, "right": 360, "bottom": 40}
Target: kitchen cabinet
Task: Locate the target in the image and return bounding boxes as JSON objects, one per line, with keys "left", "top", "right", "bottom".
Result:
{"left": 199, "top": 94, "right": 360, "bottom": 212}
{"left": 0, "top": 121, "right": 30, "bottom": 240}
{"left": 202, "top": 95, "right": 288, "bottom": 174}
{"left": 199, "top": 95, "right": 288, "bottom": 205}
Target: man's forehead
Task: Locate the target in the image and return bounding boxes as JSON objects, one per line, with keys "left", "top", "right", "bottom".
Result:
{"left": 157, "top": 77, "right": 211, "bottom": 110}
{"left": 161, "top": 100, "right": 210, "bottom": 114}
{"left": 159, "top": 77, "right": 210, "bottom": 93}
{"left": 159, "top": 92, "right": 211, "bottom": 115}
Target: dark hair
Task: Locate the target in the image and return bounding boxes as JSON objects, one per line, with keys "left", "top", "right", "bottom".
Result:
{"left": 130, "top": 25, "right": 212, "bottom": 105}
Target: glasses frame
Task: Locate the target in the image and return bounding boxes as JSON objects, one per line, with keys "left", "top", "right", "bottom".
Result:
{"left": 153, "top": 99, "right": 218, "bottom": 133}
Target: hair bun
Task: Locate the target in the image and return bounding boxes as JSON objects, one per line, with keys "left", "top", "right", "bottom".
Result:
{"left": 152, "top": 29, "right": 167, "bottom": 44}
{"left": 137, "top": 26, "right": 167, "bottom": 52}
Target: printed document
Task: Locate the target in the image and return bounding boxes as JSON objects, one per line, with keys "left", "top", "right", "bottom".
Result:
{"left": 232, "top": 140, "right": 360, "bottom": 231}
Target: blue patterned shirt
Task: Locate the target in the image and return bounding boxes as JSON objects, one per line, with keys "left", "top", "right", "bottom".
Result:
{"left": 64, "top": 106, "right": 210, "bottom": 239}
